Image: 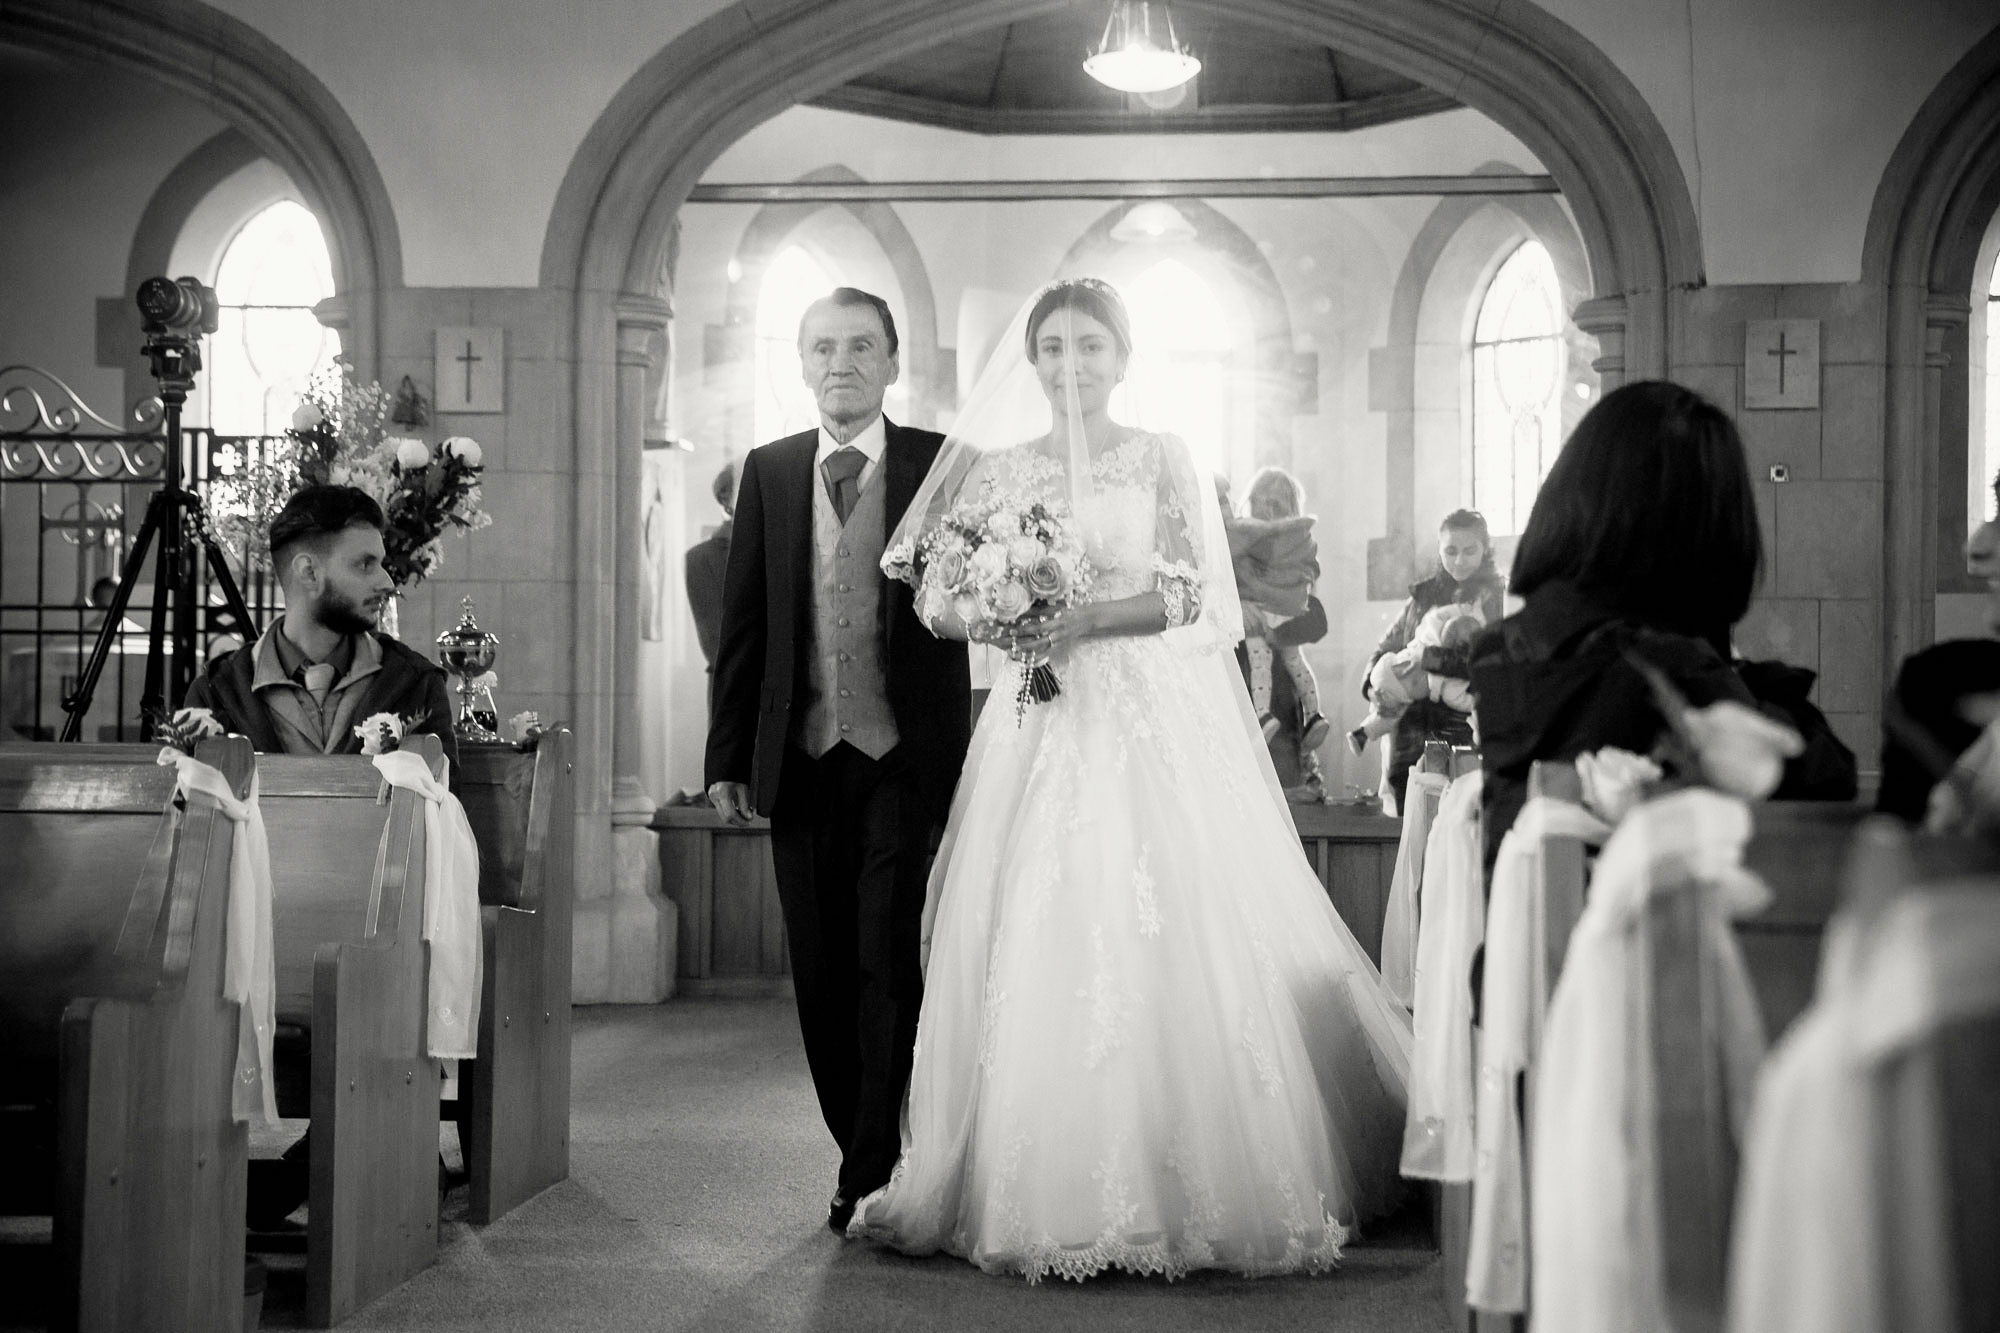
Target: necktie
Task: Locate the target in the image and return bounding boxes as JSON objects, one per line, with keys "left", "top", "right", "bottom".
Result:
{"left": 822, "top": 447, "right": 866, "bottom": 526}
{"left": 300, "top": 662, "right": 338, "bottom": 711}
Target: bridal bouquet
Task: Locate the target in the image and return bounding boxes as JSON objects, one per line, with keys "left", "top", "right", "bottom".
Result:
{"left": 210, "top": 363, "right": 491, "bottom": 588}
{"left": 902, "top": 495, "right": 1094, "bottom": 716}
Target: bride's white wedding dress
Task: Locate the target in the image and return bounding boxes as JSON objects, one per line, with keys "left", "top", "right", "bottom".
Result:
{"left": 851, "top": 433, "right": 1414, "bottom": 1282}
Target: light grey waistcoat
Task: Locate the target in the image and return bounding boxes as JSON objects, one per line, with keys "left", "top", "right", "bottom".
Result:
{"left": 798, "top": 469, "right": 898, "bottom": 759}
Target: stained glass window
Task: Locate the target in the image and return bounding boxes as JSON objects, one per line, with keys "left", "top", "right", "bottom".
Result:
{"left": 1469, "top": 241, "right": 1566, "bottom": 537}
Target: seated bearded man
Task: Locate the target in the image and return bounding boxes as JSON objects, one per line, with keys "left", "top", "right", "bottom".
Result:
{"left": 187, "top": 483, "right": 459, "bottom": 777}
{"left": 185, "top": 483, "right": 460, "bottom": 1229}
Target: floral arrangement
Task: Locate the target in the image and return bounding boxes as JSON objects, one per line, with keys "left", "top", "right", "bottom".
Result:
{"left": 209, "top": 363, "right": 491, "bottom": 587}
{"left": 353, "top": 711, "right": 428, "bottom": 755}
{"left": 507, "top": 710, "right": 544, "bottom": 751}
{"left": 893, "top": 495, "right": 1094, "bottom": 716}
{"left": 152, "top": 705, "right": 224, "bottom": 756}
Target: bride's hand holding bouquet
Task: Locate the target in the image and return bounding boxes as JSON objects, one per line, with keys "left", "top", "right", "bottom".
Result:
{"left": 897, "top": 494, "right": 1095, "bottom": 717}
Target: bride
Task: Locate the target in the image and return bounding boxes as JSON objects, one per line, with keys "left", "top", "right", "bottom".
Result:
{"left": 850, "top": 278, "right": 1413, "bottom": 1282}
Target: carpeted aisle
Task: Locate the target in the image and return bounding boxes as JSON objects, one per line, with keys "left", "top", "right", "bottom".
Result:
{"left": 299, "top": 999, "right": 1449, "bottom": 1332}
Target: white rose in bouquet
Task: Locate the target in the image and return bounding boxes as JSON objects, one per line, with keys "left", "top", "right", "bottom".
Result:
{"left": 391, "top": 437, "right": 431, "bottom": 470}
{"left": 291, "top": 402, "right": 326, "bottom": 432}
{"left": 442, "top": 436, "right": 483, "bottom": 467}
{"left": 1006, "top": 535, "right": 1046, "bottom": 568}
{"left": 990, "top": 580, "right": 1034, "bottom": 622}
{"left": 986, "top": 510, "right": 1019, "bottom": 540}
{"left": 971, "top": 543, "right": 1010, "bottom": 577}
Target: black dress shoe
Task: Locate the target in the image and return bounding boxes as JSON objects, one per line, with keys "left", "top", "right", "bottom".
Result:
{"left": 827, "top": 1189, "right": 856, "bottom": 1234}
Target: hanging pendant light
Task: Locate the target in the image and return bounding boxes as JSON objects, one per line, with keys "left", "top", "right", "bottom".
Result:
{"left": 1083, "top": 1, "right": 1201, "bottom": 95}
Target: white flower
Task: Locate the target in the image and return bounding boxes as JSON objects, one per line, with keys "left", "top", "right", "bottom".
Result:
{"left": 970, "top": 543, "right": 1009, "bottom": 577}
{"left": 172, "top": 706, "right": 224, "bottom": 738}
{"left": 1576, "top": 747, "right": 1662, "bottom": 824}
{"left": 353, "top": 712, "right": 406, "bottom": 755}
{"left": 1006, "top": 535, "right": 1046, "bottom": 568}
{"left": 328, "top": 463, "right": 352, "bottom": 485}
{"left": 990, "top": 579, "right": 1033, "bottom": 621}
{"left": 391, "top": 437, "right": 431, "bottom": 469}
{"left": 1683, "top": 701, "right": 1803, "bottom": 801}
{"left": 291, "top": 402, "right": 325, "bottom": 432}
{"left": 985, "top": 510, "right": 1019, "bottom": 539}
{"left": 506, "top": 711, "right": 542, "bottom": 745}
{"left": 952, "top": 592, "right": 982, "bottom": 625}
{"left": 441, "top": 436, "right": 483, "bottom": 467}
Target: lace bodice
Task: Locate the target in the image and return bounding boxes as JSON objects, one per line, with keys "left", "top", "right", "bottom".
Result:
{"left": 968, "top": 432, "right": 1202, "bottom": 618}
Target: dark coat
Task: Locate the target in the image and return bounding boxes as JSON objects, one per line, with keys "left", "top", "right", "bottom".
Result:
{"left": 1467, "top": 579, "right": 1752, "bottom": 873}
{"left": 703, "top": 421, "right": 972, "bottom": 820}
{"left": 684, "top": 521, "right": 733, "bottom": 668}
{"left": 1876, "top": 639, "right": 2000, "bottom": 821}
{"left": 185, "top": 631, "right": 461, "bottom": 778}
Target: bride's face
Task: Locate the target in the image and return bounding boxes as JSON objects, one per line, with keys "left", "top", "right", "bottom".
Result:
{"left": 1032, "top": 309, "right": 1125, "bottom": 419}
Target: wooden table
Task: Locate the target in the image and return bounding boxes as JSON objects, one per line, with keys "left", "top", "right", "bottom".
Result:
{"left": 653, "top": 802, "right": 1403, "bottom": 993}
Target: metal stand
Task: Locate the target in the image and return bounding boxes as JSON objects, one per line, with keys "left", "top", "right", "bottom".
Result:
{"left": 59, "top": 279, "right": 258, "bottom": 742}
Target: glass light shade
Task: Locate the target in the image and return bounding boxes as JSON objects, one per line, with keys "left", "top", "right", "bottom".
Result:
{"left": 1085, "top": 2, "right": 1201, "bottom": 94}
{"left": 1110, "top": 201, "right": 1198, "bottom": 243}
{"left": 1085, "top": 47, "right": 1202, "bottom": 94}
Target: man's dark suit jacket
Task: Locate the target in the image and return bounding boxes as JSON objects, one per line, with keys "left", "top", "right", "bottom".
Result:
{"left": 684, "top": 521, "right": 732, "bottom": 667}
{"left": 704, "top": 421, "right": 972, "bottom": 819}
{"left": 186, "top": 631, "right": 462, "bottom": 777}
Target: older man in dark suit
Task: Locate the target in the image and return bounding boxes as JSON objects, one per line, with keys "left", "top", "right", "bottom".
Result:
{"left": 705, "top": 288, "right": 970, "bottom": 1234}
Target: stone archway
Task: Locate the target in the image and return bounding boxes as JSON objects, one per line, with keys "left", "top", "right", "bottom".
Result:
{"left": 3, "top": 0, "right": 402, "bottom": 372}
{"left": 541, "top": 0, "right": 1705, "bottom": 918}
{"left": 1861, "top": 24, "right": 2000, "bottom": 671}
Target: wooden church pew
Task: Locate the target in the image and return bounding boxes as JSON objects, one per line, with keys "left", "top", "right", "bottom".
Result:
{"left": 453, "top": 726, "right": 575, "bottom": 1224}
{"left": 0, "top": 738, "right": 255, "bottom": 1333}
{"left": 1737, "top": 799, "right": 1871, "bottom": 1040}
{"left": 257, "top": 734, "right": 447, "bottom": 1328}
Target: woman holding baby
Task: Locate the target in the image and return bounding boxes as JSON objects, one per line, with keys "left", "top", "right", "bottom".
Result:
{"left": 1359, "top": 508, "right": 1508, "bottom": 811}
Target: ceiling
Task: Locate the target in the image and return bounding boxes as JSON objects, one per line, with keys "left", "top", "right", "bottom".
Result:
{"left": 810, "top": 7, "right": 1458, "bottom": 136}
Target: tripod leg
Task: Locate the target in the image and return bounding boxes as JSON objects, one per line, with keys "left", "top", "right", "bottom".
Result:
{"left": 58, "top": 491, "right": 165, "bottom": 743}
{"left": 200, "top": 532, "right": 261, "bottom": 645}
{"left": 140, "top": 494, "right": 178, "bottom": 736}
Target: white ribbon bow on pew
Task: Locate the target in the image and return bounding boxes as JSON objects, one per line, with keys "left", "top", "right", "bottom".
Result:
{"left": 1381, "top": 767, "right": 1450, "bottom": 1011}
{"left": 1401, "top": 769, "right": 1484, "bottom": 1181}
{"left": 372, "top": 751, "right": 483, "bottom": 1060}
{"left": 1466, "top": 795, "right": 1612, "bottom": 1316}
{"left": 1728, "top": 886, "right": 2000, "bottom": 1333}
{"left": 1531, "top": 788, "right": 1768, "bottom": 1333}
{"left": 156, "top": 747, "right": 279, "bottom": 1126}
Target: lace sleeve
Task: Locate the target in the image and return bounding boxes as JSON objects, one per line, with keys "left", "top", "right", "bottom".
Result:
{"left": 1151, "top": 437, "right": 1205, "bottom": 629}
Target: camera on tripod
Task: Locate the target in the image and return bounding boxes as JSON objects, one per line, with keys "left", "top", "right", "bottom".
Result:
{"left": 135, "top": 275, "right": 217, "bottom": 396}
{"left": 137, "top": 275, "right": 220, "bottom": 335}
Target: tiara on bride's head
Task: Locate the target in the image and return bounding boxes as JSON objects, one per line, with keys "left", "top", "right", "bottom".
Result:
{"left": 1040, "top": 276, "right": 1118, "bottom": 298}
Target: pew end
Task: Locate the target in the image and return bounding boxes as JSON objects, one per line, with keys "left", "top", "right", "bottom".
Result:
{"left": 1, "top": 738, "right": 256, "bottom": 1332}
{"left": 459, "top": 726, "right": 576, "bottom": 1224}
{"left": 259, "top": 734, "right": 446, "bottom": 1327}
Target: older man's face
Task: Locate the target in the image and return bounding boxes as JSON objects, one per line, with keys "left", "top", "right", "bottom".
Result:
{"left": 799, "top": 300, "right": 898, "bottom": 430}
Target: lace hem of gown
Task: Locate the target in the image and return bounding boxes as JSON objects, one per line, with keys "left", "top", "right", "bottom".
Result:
{"left": 849, "top": 1186, "right": 1349, "bottom": 1285}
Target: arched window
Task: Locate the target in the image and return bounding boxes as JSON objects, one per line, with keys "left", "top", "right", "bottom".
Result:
{"left": 1114, "top": 256, "right": 1241, "bottom": 479}
{"left": 1984, "top": 253, "right": 2000, "bottom": 520}
{"left": 1468, "top": 240, "right": 1566, "bottom": 537}
{"left": 205, "top": 200, "right": 339, "bottom": 435}
{"left": 753, "top": 244, "right": 835, "bottom": 445}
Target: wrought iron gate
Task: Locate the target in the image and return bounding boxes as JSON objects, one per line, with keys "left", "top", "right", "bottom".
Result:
{"left": 1, "top": 366, "right": 283, "bottom": 740}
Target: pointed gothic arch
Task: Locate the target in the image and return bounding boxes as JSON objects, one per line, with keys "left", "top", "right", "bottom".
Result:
{"left": 1862, "top": 23, "right": 2000, "bottom": 669}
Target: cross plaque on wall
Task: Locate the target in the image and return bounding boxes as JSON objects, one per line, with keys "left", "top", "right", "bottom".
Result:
{"left": 1743, "top": 318, "right": 1820, "bottom": 410}
{"left": 435, "top": 326, "right": 504, "bottom": 413}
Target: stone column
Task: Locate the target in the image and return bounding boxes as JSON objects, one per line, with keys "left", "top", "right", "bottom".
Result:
{"left": 571, "top": 296, "right": 677, "bottom": 1002}
{"left": 1572, "top": 294, "right": 1629, "bottom": 391}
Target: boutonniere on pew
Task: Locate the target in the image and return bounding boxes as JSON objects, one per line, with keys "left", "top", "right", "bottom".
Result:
{"left": 1626, "top": 652, "right": 1804, "bottom": 803}
{"left": 353, "top": 711, "right": 428, "bottom": 756}
{"left": 151, "top": 705, "right": 225, "bottom": 756}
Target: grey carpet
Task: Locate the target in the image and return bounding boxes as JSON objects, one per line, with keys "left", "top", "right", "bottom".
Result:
{"left": 265, "top": 999, "right": 1449, "bottom": 1332}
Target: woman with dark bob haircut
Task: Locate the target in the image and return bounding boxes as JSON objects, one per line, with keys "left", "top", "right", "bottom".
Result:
{"left": 1468, "top": 380, "right": 1765, "bottom": 870}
